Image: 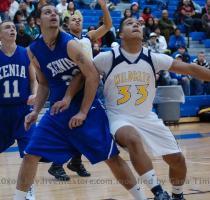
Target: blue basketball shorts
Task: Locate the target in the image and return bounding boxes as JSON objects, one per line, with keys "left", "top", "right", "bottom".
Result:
{"left": 25, "top": 99, "right": 119, "bottom": 164}
{"left": 0, "top": 104, "right": 35, "bottom": 157}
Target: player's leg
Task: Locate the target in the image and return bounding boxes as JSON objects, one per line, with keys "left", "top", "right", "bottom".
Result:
{"left": 163, "top": 153, "right": 186, "bottom": 200}
{"left": 14, "top": 154, "right": 41, "bottom": 200}
{"left": 105, "top": 155, "right": 147, "bottom": 200}
{"left": 67, "top": 154, "right": 91, "bottom": 177}
{"left": 115, "top": 126, "right": 171, "bottom": 200}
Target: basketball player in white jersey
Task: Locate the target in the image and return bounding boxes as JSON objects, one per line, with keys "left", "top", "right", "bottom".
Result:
{"left": 92, "top": 17, "right": 210, "bottom": 200}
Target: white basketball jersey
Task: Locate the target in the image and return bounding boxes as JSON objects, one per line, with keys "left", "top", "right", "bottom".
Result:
{"left": 104, "top": 47, "right": 157, "bottom": 117}
{"left": 74, "top": 36, "right": 93, "bottom": 59}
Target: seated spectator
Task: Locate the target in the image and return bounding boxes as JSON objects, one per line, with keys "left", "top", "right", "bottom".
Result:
{"left": 121, "top": 8, "right": 132, "bottom": 21}
{"left": 62, "top": 1, "right": 76, "bottom": 20}
{"left": 130, "top": 2, "right": 140, "bottom": 19}
{"left": 170, "top": 54, "right": 191, "bottom": 95}
{"left": 144, "top": 17, "right": 157, "bottom": 40}
{"left": 172, "top": 46, "right": 191, "bottom": 63}
{"left": 25, "top": 0, "right": 35, "bottom": 16}
{"left": 157, "top": 70, "right": 178, "bottom": 86}
{"left": 56, "top": 0, "right": 68, "bottom": 15}
{"left": 8, "top": 0, "right": 19, "bottom": 20}
{"left": 191, "top": 52, "right": 210, "bottom": 95}
{"left": 177, "top": 0, "right": 202, "bottom": 32}
{"left": 168, "top": 28, "right": 186, "bottom": 52}
{"left": 16, "top": 23, "right": 32, "bottom": 47}
{"left": 158, "top": 9, "right": 176, "bottom": 42}
{"left": 0, "top": 0, "right": 10, "bottom": 21}
{"left": 154, "top": 27, "right": 170, "bottom": 54}
{"left": 202, "top": 5, "right": 210, "bottom": 38}
{"left": 202, "top": 0, "right": 210, "bottom": 15}
{"left": 24, "top": 15, "right": 40, "bottom": 40}
{"left": 141, "top": 7, "right": 152, "bottom": 23}
{"left": 18, "top": 1, "right": 30, "bottom": 20}
{"left": 13, "top": 10, "right": 26, "bottom": 25}
{"left": 147, "top": 32, "right": 162, "bottom": 53}
{"left": 61, "top": 16, "right": 70, "bottom": 32}
{"left": 92, "top": 42, "right": 101, "bottom": 57}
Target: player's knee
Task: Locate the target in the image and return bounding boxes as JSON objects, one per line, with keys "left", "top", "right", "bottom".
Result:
{"left": 105, "top": 155, "right": 121, "bottom": 166}
{"left": 164, "top": 153, "right": 186, "bottom": 168}
{"left": 126, "top": 134, "right": 143, "bottom": 150}
{"left": 23, "top": 154, "right": 41, "bottom": 164}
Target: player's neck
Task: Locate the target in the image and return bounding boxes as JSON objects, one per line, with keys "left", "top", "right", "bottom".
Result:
{"left": 121, "top": 40, "right": 142, "bottom": 54}
{"left": 70, "top": 30, "right": 81, "bottom": 39}
{"left": 0, "top": 42, "right": 17, "bottom": 56}
{"left": 42, "top": 28, "right": 60, "bottom": 49}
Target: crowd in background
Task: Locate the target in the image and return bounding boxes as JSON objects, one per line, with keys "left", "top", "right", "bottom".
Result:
{"left": 0, "top": 0, "right": 210, "bottom": 95}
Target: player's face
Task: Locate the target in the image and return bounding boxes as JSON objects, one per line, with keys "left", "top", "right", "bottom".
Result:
{"left": 40, "top": 5, "right": 60, "bottom": 29}
{"left": 69, "top": 15, "right": 83, "bottom": 34}
{"left": 0, "top": 22, "right": 17, "bottom": 42}
{"left": 120, "top": 18, "right": 143, "bottom": 40}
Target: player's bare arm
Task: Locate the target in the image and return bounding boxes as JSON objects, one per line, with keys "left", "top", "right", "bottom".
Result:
{"left": 24, "top": 48, "right": 50, "bottom": 130}
{"left": 170, "top": 60, "right": 210, "bottom": 81}
{"left": 88, "top": 0, "right": 112, "bottom": 41}
{"left": 67, "top": 40, "right": 100, "bottom": 128}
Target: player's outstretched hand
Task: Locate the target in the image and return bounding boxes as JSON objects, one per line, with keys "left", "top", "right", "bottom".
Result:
{"left": 68, "top": 111, "right": 87, "bottom": 129}
{"left": 27, "top": 94, "right": 36, "bottom": 105}
{"left": 24, "top": 111, "right": 38, "bottom": 131}
{"left": 50, "top": 98, "right": 71, "bottom": 115}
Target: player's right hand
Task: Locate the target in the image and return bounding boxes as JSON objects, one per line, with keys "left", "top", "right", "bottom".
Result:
{"left": 24, "top": 111, "right": 38, "bottom": 131}
{"left": 50, "top": 98, "right": 71, "bottom": 115}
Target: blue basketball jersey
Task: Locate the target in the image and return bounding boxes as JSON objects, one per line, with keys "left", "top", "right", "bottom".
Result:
{"left": 30, "top": 31, "right": 81, "bottom": 104}
{"left": 0, "top": 46, "right": 31, "bottom": 105}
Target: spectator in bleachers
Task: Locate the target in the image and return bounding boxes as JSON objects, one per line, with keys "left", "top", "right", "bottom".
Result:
{"left": 144, "top": 17, "right": 157, "bottom": 40}
{"left": 8, "top": 0, "right": 19, "bottom": 20}
{"left": 13, "top": 10, "right": 25, "bottom": 25}
{"left": 154, "top": 26, "right": 169, "bottom": 54}
{"left": 157, "top": 70, "right": 178, "bottom": 86}
{"left": 122, "top": 8, "right": 132, "bottom": 21}
{"left": 130, "top": 2, "right": 140, "bottom": 19}
{"left": 18, "top": 1, "right": 30, "bottom": 18}
{"left": 172, "top": 45, "right": 191, "bottom": 63}
{"left": 158, "top": 9, "right": 176, "bottom": 42}
{"left": 62, "top": 16, "right": 70, "bottom": 32}
{"left": 147, "top": 32, "right": 161, "bottom": 53}
{"left": 170, "top": 54, "right": 191, "bottom": 95}
{"left": 191, "top": 52, "right": 209, "bottom": 95}
{"left": 0, "top": 0, "right": 10, "bottom": 22}
{"left": 141, "top": 7, "right": 152, "bottom": 23}
{"left": 92, "top": 42, "right": 101, "bottom": 57}
{"left": 16, "top": 23, "right": 32, "bottom": 47}
{"left": 168, "top": 28, "right": 186, "bottom": 52}
{"left": 202, "top": 4, "right": 210, "bottom": 38}
{"left": 24, "top": 15, "right": 40, "bottom": 40}
{"left": 56, "top": 0, "right": 68, "bottom": 15}
{"left": 177, "top": 0, "right": 202, "bottom": 32}
{"left": 62, "top": 1, "right": 76, "bottom": 20}
{"left": 24, "top": 0, "right": 35, "bottom": 16}
{"left": 202, "top": 0, "right": 210, "bottom": 15}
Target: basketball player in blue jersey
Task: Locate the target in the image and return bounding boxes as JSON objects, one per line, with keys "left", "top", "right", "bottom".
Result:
{"left": 14, "top": 5, "right": 149, "bottom": 200}
{"left": 0, "top": 20, "right": 37, "bottom": 200}
{"left": 48, "top": 0, "right": 113, "bottom": 180}
{"left": 92, "top": 17, "right": 210, "bottom": 200}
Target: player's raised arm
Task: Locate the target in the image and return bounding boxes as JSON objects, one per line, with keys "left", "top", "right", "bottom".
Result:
{"left": 169, "top": 60, "right": 210, "bottom": 81}
{"left": 67, "top": 40, "right": 100, "bottom": 128}
{"left": 88, "top": 0, "right": 112, "bottom": 41}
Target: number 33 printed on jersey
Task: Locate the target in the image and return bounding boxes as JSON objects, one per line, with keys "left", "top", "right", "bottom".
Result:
{"left": 117, "top": 84, "right": 148, "bottom": 105}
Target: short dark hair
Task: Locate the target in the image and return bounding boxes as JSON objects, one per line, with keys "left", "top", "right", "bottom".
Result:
{"left": 35, "top": 3, "right": 55, "bottom": 19}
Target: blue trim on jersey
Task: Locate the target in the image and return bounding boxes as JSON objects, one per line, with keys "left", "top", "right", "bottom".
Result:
{"left": 105, "top": 47, "right": 157, "bottom": 87}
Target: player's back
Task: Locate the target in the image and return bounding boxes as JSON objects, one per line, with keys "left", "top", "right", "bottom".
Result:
{"left": 0, "top": 46, "right": 31, "bottom": 105}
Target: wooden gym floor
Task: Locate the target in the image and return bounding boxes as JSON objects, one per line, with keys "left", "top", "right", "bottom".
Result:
{"left": 0, "top": 122, "right": 210, "bottom": 200}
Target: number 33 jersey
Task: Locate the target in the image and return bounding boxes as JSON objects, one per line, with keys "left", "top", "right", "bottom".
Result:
{"left": 93, "top": 47, "right": 173, "bottom": 117}
{"left": 0, "top": 46, "right": 30, "bottom": 105}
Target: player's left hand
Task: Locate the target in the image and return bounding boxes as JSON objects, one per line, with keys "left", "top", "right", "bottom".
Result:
{"left": 27, "top": 94, "right": 36, "bottom": 105}
{"left": 68, "top": 111, "right": 87, "bottom": 129}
